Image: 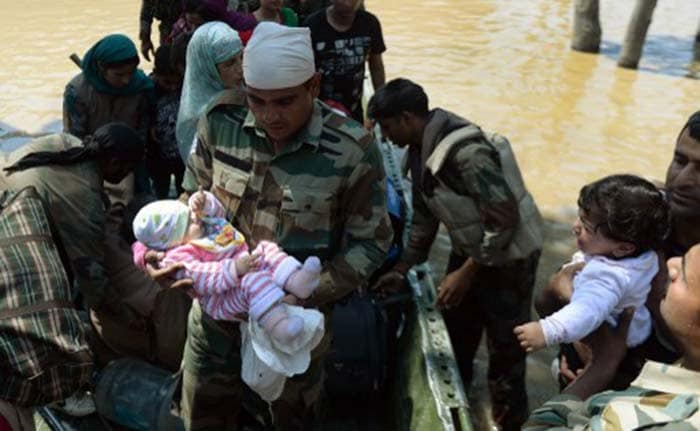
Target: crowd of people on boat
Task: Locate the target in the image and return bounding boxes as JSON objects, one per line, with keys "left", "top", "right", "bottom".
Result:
{"left": 2, "top": 0, "right": 700, "bottom": 430}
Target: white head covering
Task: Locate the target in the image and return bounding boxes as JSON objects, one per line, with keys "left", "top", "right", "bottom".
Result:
{"left": 132, "top": 200, "right": 190, "bottom": 250}
{"left": 243, "top": 22, "right": 315, "bottom": 90}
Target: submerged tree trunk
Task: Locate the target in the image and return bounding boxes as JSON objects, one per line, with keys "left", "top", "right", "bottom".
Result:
{"left": 618, "top": 0, "right": 658, "bottom": 69}
{"left": 693, "top": 14, "right": 700, "bottom": 63}
{"left": 571, "top": 0, "right": 601, "bottom": 53}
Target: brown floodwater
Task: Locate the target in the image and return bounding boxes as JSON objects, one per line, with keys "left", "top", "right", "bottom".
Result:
{"left": 2, "top": 0, "right": 699, "bottom": 428}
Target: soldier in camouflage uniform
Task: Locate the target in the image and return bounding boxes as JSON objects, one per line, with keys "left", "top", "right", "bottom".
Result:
{"left": 0, "top": 124, "right": 144, "bottom": 317}
{"left": 369, "top": 78, "right": 543, "bottom": 431}
{"left": 179, "top": 23, "right": 391, "bottom": 430}
{"left": 525, "top": 243, "right": 700, "bottom": 430}
{"left": 139, "top": 0, "right": 184, "bottom": 60}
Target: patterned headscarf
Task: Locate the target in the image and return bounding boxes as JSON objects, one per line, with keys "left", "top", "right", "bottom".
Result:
{"left": 176, "top": 22, "right": 243, "bottom": 160}
{"left": 132, "top": 200, "right": 190, "bottom": 250}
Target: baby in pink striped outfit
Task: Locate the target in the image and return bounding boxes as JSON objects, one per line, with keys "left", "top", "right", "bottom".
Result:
{"left": 131, "top": 190, "right": 321, "bottom": 344}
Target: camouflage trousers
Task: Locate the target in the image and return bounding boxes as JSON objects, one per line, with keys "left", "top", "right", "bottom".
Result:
{"left": 442, "top": 250, "right": 540, "bottom": 431}
{"left": 181, "top": 301, "right": 329, "bottom": 431}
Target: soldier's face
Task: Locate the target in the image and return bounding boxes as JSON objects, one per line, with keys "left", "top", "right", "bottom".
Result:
{"left": 666, "top": 128, "right": 700, "bottom": 220}
{"left": 245, "top": 75, "right": 320, "bottom": 144}
{"left": 376, "top": 115, "right": 413, "bottom": 148}
{"left": 661, "top": 244, "right": 700, "bottom": 353}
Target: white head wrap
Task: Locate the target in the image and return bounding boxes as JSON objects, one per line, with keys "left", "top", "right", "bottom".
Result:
{"left": 132, "top": 200, "right": 190, "bottom": 250}
{"left": 243, "top": 22, "right": 315, "bottom": 90}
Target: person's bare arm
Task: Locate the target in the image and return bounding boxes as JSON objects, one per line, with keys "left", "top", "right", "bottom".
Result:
{"left": 144, "top": 250, "right": 194, "bottom": 290}
{"left": 368, "top": 53, "right": 385, "bottom": 91}
{"left": 535, "top": 262, "right": 583, "bottom": 316}
{"left": 561, "top": 308, "right": 633, "bottom": 400}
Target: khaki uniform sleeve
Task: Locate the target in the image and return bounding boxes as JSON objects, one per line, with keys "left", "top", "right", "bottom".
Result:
{"left": 451, "top": 140, "right": 519, "bottom": 263}
{"left": 308, "top": 141, "right": 392, "bottom": 306}
{"left": 182, "top": 116, "right": 213, "bottom": 193}
{"left": 401, "top": 187, "right": 440, "bottom": 267}
{"left": 140, "top": 0, "right": 155, "bottom": 29}
{"left": 51, "top": 184, "right": 110, "bottom": 309}
{"left": 522, "top": 394, "right": 583, "bottom": 430}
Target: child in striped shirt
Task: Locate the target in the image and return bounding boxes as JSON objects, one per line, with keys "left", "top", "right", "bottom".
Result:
{"left": 131, "top": 189, "right": 321, "bottom": 344}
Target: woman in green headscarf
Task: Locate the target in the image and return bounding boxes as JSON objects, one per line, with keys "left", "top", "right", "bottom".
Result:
{"left": 63, "top": 34, "right": 154, "bottom": 202}
{"left": 63, "top": 34, "right": 154, "bottom": 139}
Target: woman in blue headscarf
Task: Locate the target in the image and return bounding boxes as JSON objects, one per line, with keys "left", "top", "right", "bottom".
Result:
{"left": 176, "top": 21, "right": 243, "bottom": 159}
{"left": 63, "top": 34, "right": 155, "bottom": 201}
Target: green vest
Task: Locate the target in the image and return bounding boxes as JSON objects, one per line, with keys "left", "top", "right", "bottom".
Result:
{"left": 424, "top": 125, "right": 543, "bottom": 264}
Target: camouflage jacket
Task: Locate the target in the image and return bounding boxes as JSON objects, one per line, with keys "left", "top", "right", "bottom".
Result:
{"left": 0, "top": 134, "right": 111, "bottom": 310}
{"left": 184, "top": 96, "right": 392, "bottom": 307}
{"left": 525, "top": 361, "right": 700, "bottom": 430}
{"left": 402, "top": 108, "right": 542, "bottom": 267}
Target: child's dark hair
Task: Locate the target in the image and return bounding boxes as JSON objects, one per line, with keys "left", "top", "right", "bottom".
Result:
{"left": 154, "top": 44, "right": 176, "bottom": 76}
{"left": 367, "top": 78, "right": 429, "bottom": 120}
{"left": 577, "top": 174, "right": 670, "bottom": 254}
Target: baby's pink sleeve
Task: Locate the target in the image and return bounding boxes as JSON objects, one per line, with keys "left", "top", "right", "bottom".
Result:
{"left": 132, "top": 241, "right": 149, "bottom": 269}
{"left": 168, "top": 247, "right": 239, "bottom": 296}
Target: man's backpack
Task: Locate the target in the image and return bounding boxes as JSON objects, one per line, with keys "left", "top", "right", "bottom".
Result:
{"left": 324, "top": 292, "right": 387, "bottom": 398}
{"left": 0, "top": 187, "right": 93, "bottom": 406}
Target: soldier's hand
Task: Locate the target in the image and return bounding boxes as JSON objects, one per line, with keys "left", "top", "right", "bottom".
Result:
{"left": 141, "top": 38, "right": 155, "bottom": 62}
{"left": 372, "top": 271, "right": 406, "bottom": 298}
{"left": 552, "top": 262, "right": 584, "bottom": 299}
{"left": 582, "top": 307, "right": 633, "bottom": 366}
{"left": 537, "top": 262, "right": 584, "bottom": 316}
{"left": 436, "top": 268, "right": 475, "bottom": 310}
{"left": 146, "top": 261, "right": 194, "bottom": 291}
{"left": 560, "top": 308, "right": 634, "bottom": 399}
{"left": 144, "top": 250, "right": 165, "bottom": 265}
{"left": 558, "top": 308, "right": 632, "bottom": 386}
{"left": 558, "top": 354, "right": 583, "bottom": 385}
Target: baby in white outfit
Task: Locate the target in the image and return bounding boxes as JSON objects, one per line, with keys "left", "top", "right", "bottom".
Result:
{"left": 514, "top": 174, "right": 670, "bottom": 352}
